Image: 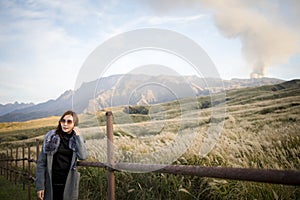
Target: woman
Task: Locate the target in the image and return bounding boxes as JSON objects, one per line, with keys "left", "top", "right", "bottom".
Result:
{"left": 36, "top": 110, "right": 88, "bottom": 200}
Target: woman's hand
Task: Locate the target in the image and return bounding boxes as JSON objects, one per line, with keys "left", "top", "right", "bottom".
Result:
{"left": 37, "top": 190, "right": 44, "bottom": 200}
{"left": 73, "top": 126, "right": 80, "bottom": 135}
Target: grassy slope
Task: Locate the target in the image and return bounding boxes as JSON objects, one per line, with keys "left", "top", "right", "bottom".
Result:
{"left": 85, "top": 80, "right": 300, "bottom": 165}
{"left": 0, "top": 116, "right": 59, "bottom": 148}
{"left": 81, "top": 80, "right": 300, "bottom": 199}
{"left": 0, "top": 116, "right": 59, "bottom": 132}
{"left": 0, "top": 80, "right": 299, "bottom": 199}
{"left": 0, "top": 176, "right": 36, "bottom": 200}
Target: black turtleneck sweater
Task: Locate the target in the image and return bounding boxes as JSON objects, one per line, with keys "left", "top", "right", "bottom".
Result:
{"left": 52, "top": 132, "right": 73, "bottom": 185}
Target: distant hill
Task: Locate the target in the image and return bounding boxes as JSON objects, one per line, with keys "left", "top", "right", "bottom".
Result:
{"left": 0, "top": 90, "right": 73, "bottom": 122}
{"left": 0, "top": 75, "right": 284, "bottom": 122}
{"left": 0, "top": 102, "right": 34, "bottom": 116}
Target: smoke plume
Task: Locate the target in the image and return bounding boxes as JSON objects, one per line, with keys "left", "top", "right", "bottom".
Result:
{"left": 143, "top": 0, "right": 300, "bottom": 78}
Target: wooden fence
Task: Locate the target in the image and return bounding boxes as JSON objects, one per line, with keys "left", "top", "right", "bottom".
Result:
{"left": 0, "top": 141, "right": 38, "bottom": 200}
{"left": 0, "top": 111, "right": 299, "bottom": 200}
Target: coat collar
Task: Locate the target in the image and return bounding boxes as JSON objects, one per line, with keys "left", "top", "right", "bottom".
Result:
{"left": 43, "top": 130, "right": 77, "bottom": 154}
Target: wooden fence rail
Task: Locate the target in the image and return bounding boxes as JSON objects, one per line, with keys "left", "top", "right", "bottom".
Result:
{"left": 0, "top": 145, "right": 37, "bottom": 200}
{"left": 0, "top": 111, "right": 300, "bottom": 200}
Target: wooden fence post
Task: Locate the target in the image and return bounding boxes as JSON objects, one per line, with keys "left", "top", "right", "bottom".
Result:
{"left": 0, "top": 154, "right": 2, "bottom": 175}
{"left": 106, "top": 111, "right": 115, "bottom": 200}
{"left": 10, "top": 147, "right": 13, "bottom": 182}
{"left": 28, "top": 145, "right": 31, "bottom": 200}
{"left": 6, "top": 149, "right": 8, "bottom": 180}
{"left": 36, "top": 139, "right": 40, "bottom": 161}
{"left": 15, "top": 147, "right": 18, "bottom": 185}
{"left": 22, "top": 145, "right": 25, "bottom": 190}
{"left": 1, "top": 154, "right": 3, "bottom": 176}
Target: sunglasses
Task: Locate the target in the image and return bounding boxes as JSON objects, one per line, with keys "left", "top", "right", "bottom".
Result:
{"left": 60, "top": 119, "right": 73, "bottom": 125}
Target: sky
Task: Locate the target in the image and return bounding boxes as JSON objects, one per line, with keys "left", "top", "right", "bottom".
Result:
{"left": 0, "top": 0, "right": 299, "bottom": 104}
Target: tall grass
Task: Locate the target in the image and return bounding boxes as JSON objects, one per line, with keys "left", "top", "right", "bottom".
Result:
{"left": 1, "top": 81, "right": 300, "bottom": 199}
{"left": 79, "top": 82, "right": 300, "bottom": 199}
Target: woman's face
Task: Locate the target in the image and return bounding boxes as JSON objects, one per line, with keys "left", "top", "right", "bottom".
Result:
{"left": 60, "top": 114, "right": 75, "bottom": 134}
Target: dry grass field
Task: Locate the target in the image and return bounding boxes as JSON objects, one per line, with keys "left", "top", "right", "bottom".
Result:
{"left": 0, "top": 116, "right": 59, "bottom": 147}
{"left": 78, "top": 80, "right": 300, "bottom": 199}
{"left": 0, "top": 80, "right": 299, "bottom": 199}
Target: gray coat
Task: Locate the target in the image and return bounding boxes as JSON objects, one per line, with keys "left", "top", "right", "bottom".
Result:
{"left": 36, "top": 130, "right": 88, "bottom": 200}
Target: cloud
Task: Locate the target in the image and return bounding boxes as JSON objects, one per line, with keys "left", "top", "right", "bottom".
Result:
{"left": 200, "top": 0, "right": 300, "bottom": 77}
{"left": 0, "top": 0, "right": 97, "bottom": 103}
{"left": 146, "top": 14, "right": 205, "bottom": 25}
{"left": 140, "top": 0, "right": 300, "bottom": 77}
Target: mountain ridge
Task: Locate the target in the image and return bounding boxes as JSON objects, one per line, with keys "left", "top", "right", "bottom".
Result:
{"left": 0, "top": 102, "right": 35, "bottom": 116}
{"left": 0, "top": 75, "right": 285, "bottom": 122}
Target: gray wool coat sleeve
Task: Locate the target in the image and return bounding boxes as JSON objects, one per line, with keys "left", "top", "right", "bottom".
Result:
{"left": 74, "top": 135, "right": 89, "bottom": 160}
{"left": 36, "top": 150, "right": 47, "bottom": 191}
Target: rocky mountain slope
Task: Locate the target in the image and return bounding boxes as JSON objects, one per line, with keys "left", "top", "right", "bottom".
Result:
{"left": 0, "top": 74, "right": 284, "bottom": 122}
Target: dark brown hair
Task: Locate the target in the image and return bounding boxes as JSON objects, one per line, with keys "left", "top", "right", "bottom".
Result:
{"left": 56, "top": 110, "right": 79, "bottom": 135}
